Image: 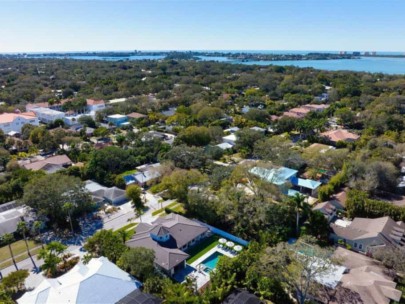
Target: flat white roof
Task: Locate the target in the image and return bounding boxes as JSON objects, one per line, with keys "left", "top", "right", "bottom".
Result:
{"left": 108, "top": 114, "right": 127, "bottom": 119}
{"left": 32, "top": 107, "right": 64, "bottom": 115}
{"left": 223, "top": 134, "right": 237, "bottom": 141}
{"left": 334, "top": 219, "right": 352, "bottom": 227}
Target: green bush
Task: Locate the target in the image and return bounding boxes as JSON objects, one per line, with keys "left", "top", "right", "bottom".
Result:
{"left": 149, "top": 183, "right": 165, "bottom": 194}
{"left": 318, "top": 185, "right": 334, "bottom": 201}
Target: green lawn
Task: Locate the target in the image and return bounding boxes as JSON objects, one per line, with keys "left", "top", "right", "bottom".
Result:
{"left": 116, "top": 222, "right": 138, "bottom": 232}
{"left": 186, "top": 235, "right": 220, "bottom": 264}
{"left": 0, "top": 240, "right": 43, "bottom": 270}
{"left": 169, "top": 204, "right": 185, "bottom": 214}
{"left": 151, "top": 200, "right": 179, "bottom": 216}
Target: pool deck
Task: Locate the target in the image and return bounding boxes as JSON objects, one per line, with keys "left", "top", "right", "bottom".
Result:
{"left": 190, "top": 245, "right": 236, "bottom": 268}
{"left": 186, "top": 245, "right": 236, "bottom": 289}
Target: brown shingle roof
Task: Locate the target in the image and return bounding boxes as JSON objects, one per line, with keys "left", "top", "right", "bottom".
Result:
{"left": 86, "top": 99, "right": 105, "bottom": 106}
{"left": 321, "top": 129, "right": 360, "bottom": 143}
{"left": 23, "top": 155, "right": 72, "bottom": 171}
{"left": 333, "top": 247, "right": 402, "bottom": 304}
{"left": 127, "top": 112, "right": 147, "bottom": 119}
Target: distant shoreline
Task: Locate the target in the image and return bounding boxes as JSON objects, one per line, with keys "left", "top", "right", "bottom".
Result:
{"left": 1, "top": 51, "right": 405, "bottom": 61}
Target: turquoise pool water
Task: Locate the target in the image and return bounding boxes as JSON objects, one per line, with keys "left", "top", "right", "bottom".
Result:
{"left": 201, "top": 252, "right": 224, "bottom": 272}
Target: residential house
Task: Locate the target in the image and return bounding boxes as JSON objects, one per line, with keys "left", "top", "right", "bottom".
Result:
{"left": 124, "top": 163, "right": 162, "bottom": 186}
{"left": 330, "top": 216, "right": 405, "bottom": 253}
{"left": 250, "top": 126, "right": 266, "bottom": 133}
{"left": 250, "top": 166, "right": 322, "bottom": 198}
{"left": 107, "top": 114, "right": 129, "bottom": 127}
{"left": 103, "top": 187, "right": 128, "bottom": 205}
{"left": 312, "top": 201, "right": 338, "bottom": 222}
{"left": 222, "top": 290, "right": 263, "bottom": 304}
{"left": 127, "top": 112, "right": 147, "bottom": 120}
{"left": 282, "top": 104, "right": 329, "bottom": 119}
{"left": 31, "top": 107, "right": 65, "bottom": 124}
{"left": 126, "top": 214, "right": 210, "bottom": 276}
{"left": 17, "top": 257, "right": 141, "bottom": 304}
{"left": 84, "top": 180, "right": 128, "bottom": 205}
{"left": 86, "top": 99, "right": 105, "bottom": 112}
{"left": 116, "top": 290, "right": 162, "bottom": 304}
{"left": 144, "top": 131, "right": 176, "bottom": 145}
{"left": 21, "top": 155, "right": 72, "bottom": 173}
{"left": 161, "top": 107, "right": 177, "bottom": 117}
{"left": 290, "top": 176, "right": 322, "bottom": 197}
{"left": 222, "top": 134, "right": 237, "bottom": 146}
{"left": 320, "top": 129, "right": 360, "bottom": 144}
{"left": 0, "top": 201, "right": 32, "bottom": 235}
{"left": 224, "top": 127, "right": 240, "bottom": 134}
{"left": 216, "top": 142, "right": 234, "bottom": 150}
{"left": 331, "top": 247, "right": 402, "bottom": 304}
{"left": 0, "top": 112, "right": 39, "bottom": 133}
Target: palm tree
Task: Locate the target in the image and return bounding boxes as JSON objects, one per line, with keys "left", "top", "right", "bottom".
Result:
{"left": 38, "top": 241, "right": 67, "bottom": 277}
{"left": 62, "top": 202, "right": 75, "bottom": 235}
{"left": 17, "top": 221, "right": 37, "bottom": 269}
{"left": 2, "top": 233, "right": 17, "bottom": 270}
{"left": 290, "top": 193, "right": 310, "bottom": 236}
{"left": 116, "top": 229, "right": 131, "bottom": 244}
{"left": 33, "top": 221, "right": 45, "bottom": 249}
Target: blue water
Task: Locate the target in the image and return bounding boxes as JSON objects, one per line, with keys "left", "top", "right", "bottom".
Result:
{"left": 201, "top": 251, "right": 224, "bottom": 271}
{"left": 29, "top": 55, "right": 166, "bottom": 61}
{"left": 198, "top": 56, "right": 405, "bottom": 75}
{"left": 8, "top": 52, "right": 405, "bottom": 74}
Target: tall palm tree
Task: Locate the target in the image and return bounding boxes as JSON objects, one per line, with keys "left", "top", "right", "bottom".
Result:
{"left": 62, "top": 202, "right": 75, "bottom": 234}
{"left": 17, "top": 221, "right": 37, "bottom": 269}
{"left": 116, "top": 229, "right": 131, "bottom": 244}
{"left": 33, "top": 221, "right": 45, "bottom": 249}
{"left": 290, "top": 193, "right": 310, "bottom": 236}
{"left": 2, "top": 233, "right": 17, "bottom": 270}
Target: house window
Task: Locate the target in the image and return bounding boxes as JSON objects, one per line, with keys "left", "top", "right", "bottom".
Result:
{"left": 354, "top": 242, "right": 358, "bottom": 248}
{"left": 359, "top": 244, "right": 363, "bottom": 250}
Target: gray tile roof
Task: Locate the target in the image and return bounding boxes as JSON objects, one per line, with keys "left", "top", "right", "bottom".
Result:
{"left": 126, "top": 214, "right": 208, "bottom": 271}
{"left": 103, "top": 187, "right": 126, "bottom": 201}
{"left": 331, "top": 216, "right": 405, "bottom": 246}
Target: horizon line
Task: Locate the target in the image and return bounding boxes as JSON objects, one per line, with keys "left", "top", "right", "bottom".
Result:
{"left": 1, "top": 49, "right": 404, "bottom": 55}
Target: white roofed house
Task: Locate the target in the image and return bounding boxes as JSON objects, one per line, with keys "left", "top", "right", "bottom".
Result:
{"left": 0, "top": 201, "right": 32, "bottom": 235}
{"left": 17, "top": 257, "right": 141, "bottom": 304}
{"left": 30, "top": 107, "right": 65, "bottom": 124}
{"left": 222, "top": 134, "right": 237, "bottom": 146}
{"left": 0, "top": 112, "right": 39, "bottom": 134}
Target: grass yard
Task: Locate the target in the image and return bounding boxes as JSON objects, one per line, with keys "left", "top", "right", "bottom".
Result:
{"left": 169, "top": 204, "right": 185, "bottom": 214}
{"left": 116, "top": 222, "right": 138, "bottom": 232}
{"left": 186, "top": 235, "right": 220, "bottom": 264}
{"left": 0, "top": 240, "right": 43, "bottom": 270}
{"left": 151, "top": 200, "right": 179, "bottom": 216}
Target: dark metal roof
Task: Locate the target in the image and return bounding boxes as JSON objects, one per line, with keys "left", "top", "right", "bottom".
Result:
{"left": 222, "top": 290, "right": 262, "bottom": 304}
{"left": 116, "top": 290, "right": 162, "bottom": 304}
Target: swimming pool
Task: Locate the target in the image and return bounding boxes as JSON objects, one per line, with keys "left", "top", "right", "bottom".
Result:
{"left": 201, "top": 251, "right": 224, "bottom": 272}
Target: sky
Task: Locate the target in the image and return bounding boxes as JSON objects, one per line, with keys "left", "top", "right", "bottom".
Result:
{"left": 0, "top": 0, "right": 404, "bottom": 53}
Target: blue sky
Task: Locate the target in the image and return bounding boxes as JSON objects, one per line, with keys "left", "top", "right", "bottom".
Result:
{"left": 1, "top": 0, "right": 404, "bottom": 53}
